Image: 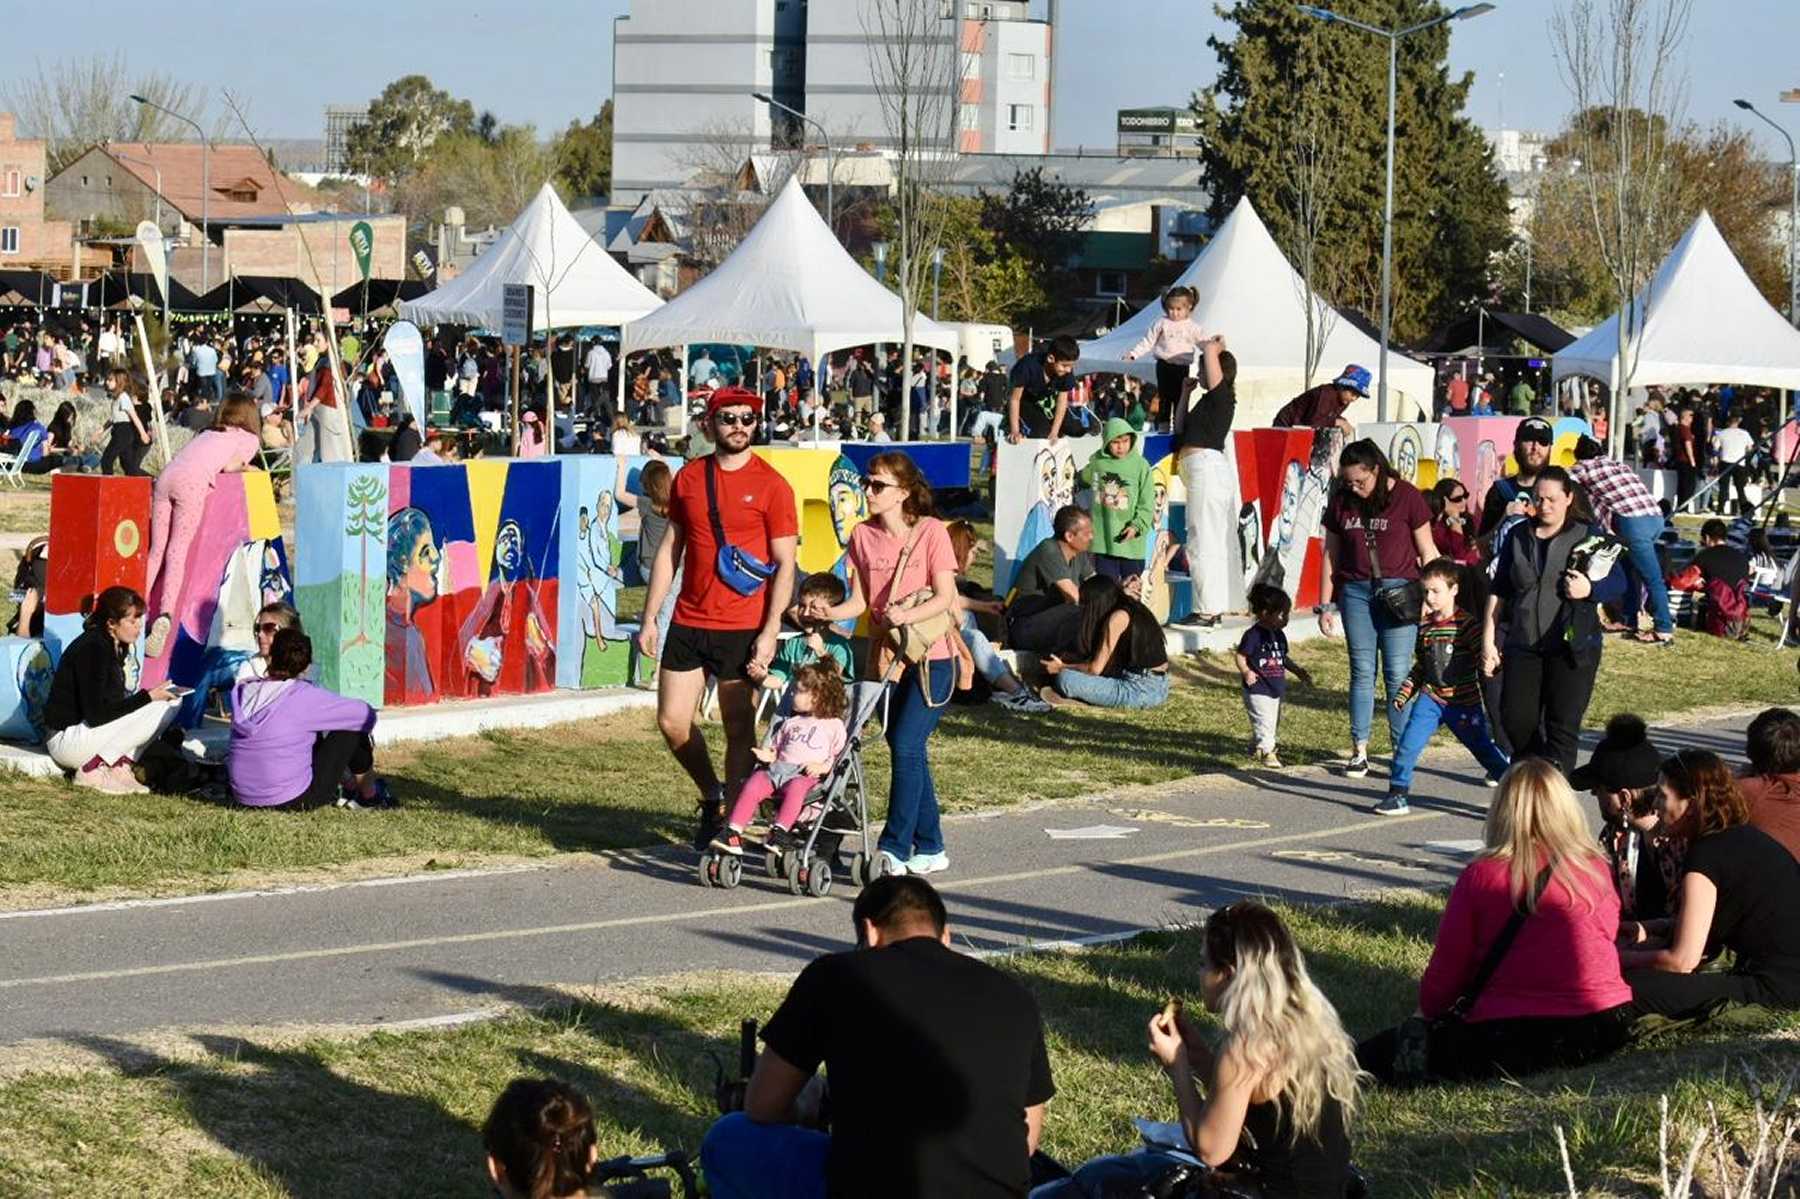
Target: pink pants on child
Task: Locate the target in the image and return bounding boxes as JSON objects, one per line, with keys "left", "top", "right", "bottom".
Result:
{"left": 146, "top": 476, "right": 211, "bottom": 620}
{"left": 728, "top": 768, "right": 820, "bottom": 831}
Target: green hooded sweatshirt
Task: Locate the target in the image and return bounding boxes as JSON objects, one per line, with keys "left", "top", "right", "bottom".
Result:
{"left": 1079, "top": 416, "right": 1158, "bottom": 559}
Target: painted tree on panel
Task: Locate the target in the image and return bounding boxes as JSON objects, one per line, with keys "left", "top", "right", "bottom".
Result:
{"left": 343, "top": 474, "right": 388, "bottom": 650}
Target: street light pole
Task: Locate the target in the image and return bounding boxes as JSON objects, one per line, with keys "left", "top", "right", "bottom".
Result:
{"left": 751, "top": 91, "right": 834, "bottom": 235}
{"left": 112, "top": 149, "right": 169, "bottom": 331}
{"left": 130, "top": 94, "right": 210, "bottom": 293}
{"left": 931, "top": 245, "right": 945, "bottom": 319}
{"left": 1734, "top": 99, "right": 1798, "bottom": 328}
{"left": 1297, "top": 4, "right": 1495, "bottom": 421}
{"left": 873, "top": 239, "right": 888, "bottom": 286}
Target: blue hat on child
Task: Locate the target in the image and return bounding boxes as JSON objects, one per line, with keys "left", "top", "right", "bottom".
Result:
{"left": 1333, "top": 365, "right": 1372, "bottom": 396}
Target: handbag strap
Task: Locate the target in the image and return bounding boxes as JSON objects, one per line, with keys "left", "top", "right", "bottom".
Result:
{"left": 702, "top": 456, "right": 730, "bottom": 549}
{"left": 1362, "top": 518, "right": 1387, "bottom": 582}
{"left": 886, "top": 520, "right": 926, "bottom": 605}
{"left": 1449, "top": 863, "right": 1555, "bottom": 1018}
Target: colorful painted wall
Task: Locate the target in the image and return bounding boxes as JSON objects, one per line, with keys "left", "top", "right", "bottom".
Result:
{"left": 752, "top": 447, "right": 869, "bottom": 580}
{"left": 44, "top": 474, "right": 151, "bottom": 658}
{"left": 1361, "top": 423, "right": 1441, "bottom": 491}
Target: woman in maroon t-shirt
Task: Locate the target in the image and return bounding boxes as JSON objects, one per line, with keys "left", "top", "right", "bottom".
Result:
{"left": 1317, "top": 440, "right": 1438, "bottom": 777}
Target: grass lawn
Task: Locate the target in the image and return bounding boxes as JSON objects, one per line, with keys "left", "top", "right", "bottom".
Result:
{"left": 2, "top": 606, "right": 1796, "bottom": 907}
{"left": 1, "top": 894, "right": 1793, "bottom": 1197}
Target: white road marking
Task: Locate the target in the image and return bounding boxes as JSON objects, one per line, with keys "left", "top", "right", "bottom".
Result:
{"left": 1044, "top": 825, "right": 1140, "bottom": 840}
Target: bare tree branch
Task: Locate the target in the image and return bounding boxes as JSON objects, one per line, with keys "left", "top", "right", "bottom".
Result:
{"left": 3, "top": 54, "right": 209, "bottom": 173}
{"left": 1274, "top": 59, "right": 1345, "bottom": 390}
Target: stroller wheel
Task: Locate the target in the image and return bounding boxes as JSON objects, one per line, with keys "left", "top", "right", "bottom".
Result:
{"left": 849, "top": 852, "right": 871, "bottom": 887}
{"left": 764, "top": 848, "right": 783, "bottom": 879}
{"left": 807, "top": 860, "right": 834, "bottom": 898}
{"left": 696, "top": 852, "right": 718, "bottom": 888}
{"left": 718, "top": 854, "right": 743, "bottom": 889}
{"left": 784, "top": 855, "right": 806, "bottom": 896}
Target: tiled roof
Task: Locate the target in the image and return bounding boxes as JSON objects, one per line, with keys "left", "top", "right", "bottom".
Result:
{"left": 90, "top": 142, "right": 324, "bottom": 221}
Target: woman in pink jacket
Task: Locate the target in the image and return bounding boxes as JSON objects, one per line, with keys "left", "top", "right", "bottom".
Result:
{"left": 1356, "top": 757, "right": 1635, "bottom": 1084}
{"left": 145, "top": 394, "right": 263, "bottom": 657}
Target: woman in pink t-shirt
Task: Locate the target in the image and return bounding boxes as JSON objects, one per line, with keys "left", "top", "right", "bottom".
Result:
{"left": 1356, "top": 758, "right": 1635, "bottom": 1084}
{"left": 822, "top": 451, "right": 968, "bottom": 878}
{"left": 145, "top": 394, "right": 264, "bottom": 658}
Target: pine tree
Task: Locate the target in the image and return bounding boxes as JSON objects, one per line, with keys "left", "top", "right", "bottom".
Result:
{"left": 1196, "top": 0, "right": 1511, "bottom": 344}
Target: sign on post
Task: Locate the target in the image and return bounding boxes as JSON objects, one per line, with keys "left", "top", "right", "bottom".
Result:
{"left": 502, "top": 283, "right": 534, "bottom": 348}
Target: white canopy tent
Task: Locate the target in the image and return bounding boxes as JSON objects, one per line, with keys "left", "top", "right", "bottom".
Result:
{"left": 1552, "top": 210, "right": 1800, "bottom": 393}
{"left": 1076, "top": 196, "right": 1437, "bottom": 424}
{"left": 621, "top": 176, "right": 960, "bottom": 433}
{"left": 399, "top": 182, "right": 663, "bottom": 331}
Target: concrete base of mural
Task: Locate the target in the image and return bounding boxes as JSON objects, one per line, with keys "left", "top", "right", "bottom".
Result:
{"left": 1, "top": 686, "right": 663, "bottom": 780}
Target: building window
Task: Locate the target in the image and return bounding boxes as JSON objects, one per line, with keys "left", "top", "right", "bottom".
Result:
{"left": 1, "top": 170, "right": 18, "bottom": 197}
{"left": 0, "top": 228, "right": 18, "bottom": 255}
{"left": 1007, "top": 53, "right": 1035, "bottom": 80}
{"left": 960, "top": 104, "right": 981, "bottom": 131}
{"left": 961, "top": 51, "right": 980, "bottom": 79}
{"left": 1007, "top": 104, "right": 1033, "bottom": 132}
{"left": 1096, "top": 270, "right": 1128, "bottom": 297}
{"left": 80, "top": 175, "right": 88, "bottom": 187}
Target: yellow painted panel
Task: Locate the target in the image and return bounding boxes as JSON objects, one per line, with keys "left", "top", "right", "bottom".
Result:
{"left": 242, "top": 470, "right": 280, "bottom": 539}
{"left": 465, "top": 459, "right": 510, "bottom": 582}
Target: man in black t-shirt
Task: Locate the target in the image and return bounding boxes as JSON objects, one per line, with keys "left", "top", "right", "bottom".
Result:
{"left": 1691, "top": 519, "right": 1750, "bottom": 589}
{"left": 700, "top": 877, "right": 1055, "bottom": 1199}
{"left": 1007, "top": 504, "right": 1096, "bottom": 655}
{"left": 1008, "top": 336, "right": 1079, "bottom": 442}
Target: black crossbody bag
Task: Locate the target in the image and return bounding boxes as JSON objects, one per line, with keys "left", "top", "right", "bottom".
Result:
{"left": 1363, "top": 519, "right": 1424, "bottom": 624}
{"left": 1391, "top": 863, "right": 1554, "bottom": 1082}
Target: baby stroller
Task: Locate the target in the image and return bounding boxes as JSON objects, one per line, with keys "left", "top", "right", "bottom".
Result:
{"left": 697, "top": 674, "right": 894, "bottom": 897}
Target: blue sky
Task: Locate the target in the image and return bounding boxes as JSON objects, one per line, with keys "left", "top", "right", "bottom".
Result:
{"left": 4, "top": 1, "right": 1797, "bottom": 156}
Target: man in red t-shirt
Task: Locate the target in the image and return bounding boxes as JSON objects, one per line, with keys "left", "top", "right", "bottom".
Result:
{"left": 640, "top": 387, "right": 798, "bottom": 848}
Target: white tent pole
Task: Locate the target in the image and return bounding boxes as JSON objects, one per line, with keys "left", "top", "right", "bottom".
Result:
{"left": 678, "top": 342, "right": 689, "bottom": 439}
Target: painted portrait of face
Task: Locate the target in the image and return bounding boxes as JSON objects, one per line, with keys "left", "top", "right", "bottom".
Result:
{"left": 1435, "top": 424, "right": 1461, "bottom": 492}
{"left": 593, "top": 489, "right": 615, "bottom": 528}
{"left": 1033, "top": 446, "right": 1059, "bottom": 507}
{"left": 1275, "top": 460, "right": 1304, "bottom": 548}
{"left": 260, "top": 544, "right": 288, "bottom": 608}
{"left": 1474, "top": 441, "right": 1500, "bottom": 513}
{"left": 387, "top": 507, "right": 441, "bottom": 608}
{"left": 1390, "top": 427, "right": 1420, "bottom": 483}
{"left": 495, "top": 520, "right": 524, "bottom": 582}
{"left": 1055, "top": 454, "right": 1077, "bottom": 509}
{"left": 828, "top": 459, "right": 866, "bottom": 548}
{"left": 1151, "top": 476, "right": 1170, "bottom": 529}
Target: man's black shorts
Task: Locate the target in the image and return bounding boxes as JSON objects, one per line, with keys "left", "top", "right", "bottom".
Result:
{"left": 662, "top": 622, "right": 758, "bottom": 680}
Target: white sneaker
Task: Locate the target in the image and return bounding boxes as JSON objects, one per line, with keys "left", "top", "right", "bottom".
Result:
{"left": 877, "top": 851, "right": 910, "bottom": 878}
{"left": 73, "top": 766, "right": 128, "bottom": 794}
{"left": 108, "top": 764, "right": 150, "bottom": 794}
{"left": 904, "top": 851, "right": 949, "bottom": 875}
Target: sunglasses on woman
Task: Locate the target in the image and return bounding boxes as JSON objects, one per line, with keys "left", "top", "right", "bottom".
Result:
{"left": 859, "top": 476, "right": 897, "bottom": 494}
{"left": 256, "top": 622, "right": 283, "bottom": 635}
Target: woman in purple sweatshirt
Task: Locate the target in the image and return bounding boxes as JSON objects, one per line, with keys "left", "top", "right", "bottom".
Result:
{"left": 229, "top": 629, "right": 392, "bottom": 809}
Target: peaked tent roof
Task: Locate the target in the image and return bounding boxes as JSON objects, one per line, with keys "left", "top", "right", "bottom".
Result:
{"left": 399, "top": 183, "right": 663, "bottom": 330}
{"left": 1552, "top": 210, "right": 1800, "bottom": 391}
{"left": 1421, "top": 309, "right": 1575, "bottom": 355}
{"left": 621, "top": 176, "right": 959, "bottom": 364}
{"left": 1076, "top": 196, "right": 1434, "bottom": 413}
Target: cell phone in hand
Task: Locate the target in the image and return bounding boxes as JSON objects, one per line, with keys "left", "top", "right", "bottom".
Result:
{"left": 162, "top": 685, "right": 194, "bottom": 698}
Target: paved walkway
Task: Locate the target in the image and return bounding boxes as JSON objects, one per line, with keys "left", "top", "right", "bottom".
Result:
{"left": 0, "top": 715, "right": 1745, "bottom": 1047}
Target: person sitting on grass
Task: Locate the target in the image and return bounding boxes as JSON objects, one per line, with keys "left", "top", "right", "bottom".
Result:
{"left": 1032, "top": 902, "right": 1361, "bottom": 1198}
{"left": 228, "top": 629, "right": 392, "bottom": 810}
{"left": 1569, "top": 714, "right": 1684, "bottom": 920}
{"left": 1236, "top": 583, "right": 1313, "bottom": 770}
{"left": 701, "top": 876, "right": 1055, "bottom": 1199}
{"left": 755, "top": 572, "right": 853, "bottom": 698}
{"left": 1372, "top": 559, "right": 1510, "bottom": 817}
{"left": 1357, "top": 759, "right": 1636, "bottom": 1085}
{"left": 484, "top": 1077, "right": 637, "bottom": 1199}
{"left": 42, "top": 585, "right": 181, "bottom": 795}
{"left": 1740, "top": 708, "right": 1800, "bottom": 862}
{"left": 946, "top": 519, "right": 1052, "bottom": 714}
{"left": 1040, "top": 574, "right": 1170, "bottom": 710}
{"left": 1005, "top": 504, "right": 1095, "bottom": 657}
{"left": 714, "top": 660, "right": 849, "bottom": 857}
{"left": 1620, "top": 749, "right": 1800, "bottom": 1020}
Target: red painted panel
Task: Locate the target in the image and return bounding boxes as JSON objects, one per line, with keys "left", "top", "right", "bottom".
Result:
{"left": 46, "top": 474, "right": 150, "bottom": 615}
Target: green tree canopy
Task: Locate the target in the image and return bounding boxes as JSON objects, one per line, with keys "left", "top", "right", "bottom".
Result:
{"left": 347, "top": 75, "right": 476, "bottom": 183}
{"left": 554, "top": 102, "right": 613, "bottom": 202}
{"left": 978, "top": 167, "right": 1094, "bottom": 271}
{"left": 1196, "top": 0, "right": 1511, "bottom": 343}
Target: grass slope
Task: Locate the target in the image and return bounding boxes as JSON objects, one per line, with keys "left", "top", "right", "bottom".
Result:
{"left": 0, "top": 896, "right": 1792, "bottom": 1197}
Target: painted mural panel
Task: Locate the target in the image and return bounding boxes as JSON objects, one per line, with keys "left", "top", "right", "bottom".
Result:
{"left": 1441, "top": 416, "right": 1521, "bottom": 522}
{"left": 837, "top": 440, "right": 972, "bottom": 490}
{"left": 46, "top": 474, "right": 150, "bottom": 618}
{"left": 0, "top": 637, "right": 54, "bottom": 742}
{"left": 1361, "top": 423, "right": 1440, "bottom": 491}
{"left": 558, "top": 457, "right": 632, "bottom": 689}
{"left": 296, "top": 462, "right": 388, "bottom": 706}
{"left": 993, "top": 436, "right": 1093, "bottom": 595}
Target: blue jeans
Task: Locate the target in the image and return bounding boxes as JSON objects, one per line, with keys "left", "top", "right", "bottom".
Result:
{"left": 177, "top": 647, "right": 252, "bottom": 729}
{"left": 1055, "top": 667, "right": 1170, "bottom": 709}
{"left": 960, "top": 610, "right": 1011, "bottom": 688}
{"left": 1338, "top": 579, "right": 1419, "bottom": 748}
{"left": 701, "top": 1113, "right": 828, "bottom": 1199}
{"left": 1388, "top": 692, "right": 1510, "bottom": 795}
{"left": 1030, "top": 1150, "right": 1203, "bottom": 1198}
{"left": 881, "top": 658, "right": 955, "bottom": 859}
{"left": 1614, "top": 512, "right": 1674, "bottom": 635}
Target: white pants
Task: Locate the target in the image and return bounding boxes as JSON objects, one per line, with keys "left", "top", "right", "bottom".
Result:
{"left": 1243, "top": 690, "right": 1282, "bottom": 752}
{"left": 45, "top": 700, "right": 180, "bottom": 771}
{"left": 301, "top": 403, "right": 350, "bottom": 464}
{"left": 1181, "top": 449, "right": 1234, "bottom": 616}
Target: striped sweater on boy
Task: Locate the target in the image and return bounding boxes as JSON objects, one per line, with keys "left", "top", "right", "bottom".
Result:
{"left": 1394, "top": 612, "right": 1483, "bottom": 707}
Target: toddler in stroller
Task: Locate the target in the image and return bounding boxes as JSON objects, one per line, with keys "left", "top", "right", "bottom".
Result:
{"left": 712, "top": 661, "right": 847, "bottom": 857}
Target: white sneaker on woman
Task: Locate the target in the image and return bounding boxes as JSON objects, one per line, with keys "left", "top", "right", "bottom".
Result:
{"left": 108, "top": 764, "right": 150, "bottom": 794}
{"left": 904, "top": 851, "right": 949, "bottom": 875}
{"left": 877, "top": 851, "right": 910, "bottom": 878}
{"left": 73, "top": 766, "right": 128, "bottom": 794}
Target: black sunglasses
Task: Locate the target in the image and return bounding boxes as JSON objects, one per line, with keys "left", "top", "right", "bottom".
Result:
{"left": 255, "top": 622, "right": 282, "bottom": 635}
{"left": 859, "top": 476, "right": 897, "bottom": 494}
{"left": 712, "top": 410, "right": 757, "bottom": 428}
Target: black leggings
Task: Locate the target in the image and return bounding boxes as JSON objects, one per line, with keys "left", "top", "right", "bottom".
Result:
{"left": 1500, "top": 645, "right": 1598, "bottom": 777}
{"left": 101, "top": 422, "right": 148, "bottom": 476}
{"left": 1625, "top": 967, "right": 1794, "bottom": 1020}
{"left": 274, "top": 730, "right": 374, "bottom": 810}
{"left": 1356, "top": 1004, "right": 1635, "bottom": 1085}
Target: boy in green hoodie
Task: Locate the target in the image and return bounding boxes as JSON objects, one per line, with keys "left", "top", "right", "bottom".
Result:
{"left": 1079, "top": 416, "right": 1159, "bottom": 582}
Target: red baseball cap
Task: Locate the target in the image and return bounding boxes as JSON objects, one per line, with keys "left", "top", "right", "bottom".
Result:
{"left": 706, "top": 386, "right": 762, "bottom": 420}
